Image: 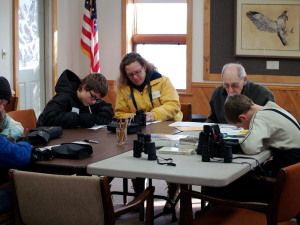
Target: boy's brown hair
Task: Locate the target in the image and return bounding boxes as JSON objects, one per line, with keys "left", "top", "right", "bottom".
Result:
{"left": 224, "top": 94, "right": 254, "bottom": 124}
{"left": 79, "top": 73, "right": 108, "bottom": 98}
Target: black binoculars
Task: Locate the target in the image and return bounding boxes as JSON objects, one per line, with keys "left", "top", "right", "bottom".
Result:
{"left": 132, "top": 110, "right": 146, "bottom": 126}
{"left": 196, "top": 125, "right": 232, "bottom": 163}
{"left": 31, "top": 147, "right": 53, "bottom": 162}
{"left": 133, "top": 132, "right": 157, "bottom": 160}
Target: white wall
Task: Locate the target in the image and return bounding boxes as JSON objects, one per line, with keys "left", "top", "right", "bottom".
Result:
{"left": 57, "top": 0, "right": 122, "bottom": 80}
{"left": 0, "top": 0, "right": 13, "bottom": 85}
{"left": 2, "top": 0, "right": 202, "bottom": 86}
{"left": 57, "top": 0, "right": 202, "bottom": 81}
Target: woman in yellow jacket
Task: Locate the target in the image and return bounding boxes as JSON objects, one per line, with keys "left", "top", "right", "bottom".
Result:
{"left": 115, "top": 52, "right": 183, "bottom": 122}
{"left": 115, "top": 52, "right": 182, "bottom": 213}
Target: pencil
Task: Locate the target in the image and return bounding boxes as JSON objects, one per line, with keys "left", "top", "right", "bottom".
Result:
{"left": 89, "top": 106, "right": 92, "bottom": 114}
{"left": 145, "top": 103, "right": 150, "bottom": 113}
{"left": 23, "top": 127, "right": 29, "bottom": 141}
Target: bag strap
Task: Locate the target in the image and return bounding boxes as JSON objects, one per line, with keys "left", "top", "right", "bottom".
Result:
{"left": 263, "top": 108, "right": 300, "bottom": 130}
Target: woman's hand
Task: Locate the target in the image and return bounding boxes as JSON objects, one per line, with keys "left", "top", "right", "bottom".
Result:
{"left": 145, "top": 112, "right": 155, "bottom": 122}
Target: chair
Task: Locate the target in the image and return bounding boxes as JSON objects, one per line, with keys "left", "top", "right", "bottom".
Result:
{"left": 7, "top": 109, "right": 37, "bottom": 135}
{"left": 4, "top": 96, "right": 18, "bottom": 112}
{"left": 0, "top": 183, "right": 13, "bottom": 225}
{"left": 9, "top": 170, "right": 154, "bottom": 225}
{"left": 181, "top": 103, "right": 192, "bottom": 121}
{"left": 181, "top": 163, "right": 300, "bottom": 225}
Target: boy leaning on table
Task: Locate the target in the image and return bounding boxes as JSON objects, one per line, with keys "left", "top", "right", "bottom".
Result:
{"left": 37, "top": 69, "right": 114, "bottom": 128}
{"left": 224, "top": 94, "right": 300, "bottom": 178}
{"left": 201, "top": 94, "right": 300, "bottom": 205}
{"left": 0, "top": 76, "right": 32, "bottom": 216}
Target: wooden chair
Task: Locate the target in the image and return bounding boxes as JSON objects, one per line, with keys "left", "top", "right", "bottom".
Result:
{"left": 181, "top": 103, "right": 192, "bottom": 121}
{"left": 9, "top": 170, "right": 154, "bottom": 225}
{"left": 4, "top": 96, "right": 18, "bottom": 112}
{"left": 181, "top": 163, "right": 300, "bottom": 225}
{"left": 0, "top": 183, "right": 13, "bottom": 225}
{"left": 7, "top": 109, "right": 37, "bottom": 135}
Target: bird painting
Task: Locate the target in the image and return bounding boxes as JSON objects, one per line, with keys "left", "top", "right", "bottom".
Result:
{"left": 246, "top": 10, "right": 289, "bottom": 46}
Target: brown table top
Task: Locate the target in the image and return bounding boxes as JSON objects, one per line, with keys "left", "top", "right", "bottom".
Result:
{"left": 25, "top": 121, "right": 179, "bottom": 175}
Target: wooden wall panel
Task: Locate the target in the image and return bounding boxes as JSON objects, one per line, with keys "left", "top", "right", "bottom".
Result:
{"left": 103, "top": 80, "right": 300, "bottom": 121}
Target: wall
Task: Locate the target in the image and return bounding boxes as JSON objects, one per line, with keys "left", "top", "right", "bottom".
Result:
{"left": 57, "top": 0, "right": 122, "bottom": 80}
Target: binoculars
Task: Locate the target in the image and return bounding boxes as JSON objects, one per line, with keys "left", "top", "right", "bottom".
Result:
{"left": 132, "top": 110, "right": 146, "bottom": 126}
{"left": 133, "top": 132, "right": 157, "bottom": 160}
{"left": 196, "top": 125, "right": 232, "bottom": 163}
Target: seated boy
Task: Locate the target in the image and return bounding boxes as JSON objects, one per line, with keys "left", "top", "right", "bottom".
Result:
{"left": 37, "top": 69, "right": 114, "bottom": 128}
{"left": 224, "top": 94, "right": 300, "bottom": 177}
{"left": 0, "top": 77, "right": 23, "bottom": 140}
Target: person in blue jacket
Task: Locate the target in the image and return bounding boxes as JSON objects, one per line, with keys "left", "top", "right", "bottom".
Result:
{"left": 0, "top": 77, "right": 24, "bottom": 140}
{"left": 0, "top": 76, "right": 32, "bottom": 215}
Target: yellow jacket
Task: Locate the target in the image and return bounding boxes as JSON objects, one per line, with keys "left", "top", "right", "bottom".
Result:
{"left": 115, "top": 75, "right": 183, "bottom": 121}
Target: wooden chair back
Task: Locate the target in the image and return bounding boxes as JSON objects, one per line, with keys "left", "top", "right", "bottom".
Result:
{"left": 181, "top": 103, "right": 192, "bottom": 121}
{"left": 4, "top": 96, "right": 18, "bottom": 112}
{"left": 7, "top": 109, "right": 37, "bottom": 134}
{"left": 269, "top": 162, "right": 300, "bottom": 223}
{"left": 9, "top": 170, "right": 154, "bottom": 225}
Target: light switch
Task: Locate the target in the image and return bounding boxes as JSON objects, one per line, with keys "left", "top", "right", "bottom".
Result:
{"left": 2, "top": 49, "right": 7, "bottom": 59}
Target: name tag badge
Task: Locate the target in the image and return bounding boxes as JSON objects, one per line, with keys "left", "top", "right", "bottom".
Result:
{"left": 72, "top": 107, "right": 80, "bottom": 115}
{"left": 152, "top": 91, "right": 161, "bottom": 99}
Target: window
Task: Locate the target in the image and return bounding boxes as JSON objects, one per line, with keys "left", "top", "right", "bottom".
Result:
{"left": 122, "top": 0, "right": 192, "bottom": 91}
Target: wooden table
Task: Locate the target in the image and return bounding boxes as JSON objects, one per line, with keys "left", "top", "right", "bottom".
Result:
{"left": 24, "top": 121, "right": 179, "bottom": 175}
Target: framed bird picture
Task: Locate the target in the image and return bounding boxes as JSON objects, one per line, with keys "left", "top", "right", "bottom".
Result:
{"left": 235, "top": 0, "right": 300, "bottom": 58}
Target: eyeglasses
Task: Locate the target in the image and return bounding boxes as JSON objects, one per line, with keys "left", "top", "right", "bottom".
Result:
{"left": 127, "top": 68, "right": 143, "bottom": 78}
{"left": 0, "top": 100, "right": 7, "bottom": 108}
{"left": 223, "top": 80, "right": 243, "bottom": 89}
{"left": 89, "top": 91, "right": 101, "bottom": 103}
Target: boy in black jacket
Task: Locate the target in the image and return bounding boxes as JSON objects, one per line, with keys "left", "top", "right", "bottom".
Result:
{"left": 37, "top": 69, "right": 113, "bottom": 128}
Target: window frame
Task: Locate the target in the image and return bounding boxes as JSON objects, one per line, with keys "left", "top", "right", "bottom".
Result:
{"left": 121, "top": 0, "right": 192, "bottom": 93}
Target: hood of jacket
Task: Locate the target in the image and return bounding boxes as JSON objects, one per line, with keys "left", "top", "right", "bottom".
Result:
{"left": 55, "top": 69, "right": 81, "bottom": 99}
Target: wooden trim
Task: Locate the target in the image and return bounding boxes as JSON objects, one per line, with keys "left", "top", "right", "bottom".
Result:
{"left": 203, "top": 0, "right": 210, "bottom": 81}
{"left": 191, "top": 82, "right": 300, "bottom": 90}
{"left": 186, "top": 0, "right": 192, "bottom": 92}
{"left": 121, "top": 0, "right": 135, "bottom": 56}
{"left": 203, "top": 0, "right": 300, "bottom": 84}
{"left": 13, "top": 0, "right": 20, "bottom": 110}
{"left": 132, "top": 34, "right": 186, "bottom": 43}
{"left": 52, "top": 0, "right": 58, "bottom": 95}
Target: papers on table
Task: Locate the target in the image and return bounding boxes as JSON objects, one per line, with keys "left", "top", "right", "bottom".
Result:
{"left": 88, "top": 125, "right": 107, "bottom": 130}
{"left": 146, "top": 120, "right": 162, "bottom": 125}
{"left": 168, "top": 122, "right": 247, "bottom": 137}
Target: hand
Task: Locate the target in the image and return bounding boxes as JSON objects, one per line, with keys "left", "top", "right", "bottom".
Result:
{"left": 78, "top": 113, "right": 97, "bottom": 128}
{"left": 145, "top": 112, "right": 155, "bottom": 122}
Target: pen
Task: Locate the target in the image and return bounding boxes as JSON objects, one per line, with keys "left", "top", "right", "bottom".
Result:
{"left": 89, "top": 106, "right": 92, "bottom": 114}
{"left": 84, "top": 139, "right": 99, "bottom": 144}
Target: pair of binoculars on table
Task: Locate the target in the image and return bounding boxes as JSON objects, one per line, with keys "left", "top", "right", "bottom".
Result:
{"left": 133, "top": 132, "right": 156, "bottom": 161}
{"left": 196, "top": 125, "right": 233, "bottom": 163}
{"left": 132, "top": 110, "right": 147, "bottom": 126}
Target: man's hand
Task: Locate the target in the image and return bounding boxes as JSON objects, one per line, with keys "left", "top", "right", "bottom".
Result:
{"left": 145, "top": 112, "right": 155, "bottom": 122}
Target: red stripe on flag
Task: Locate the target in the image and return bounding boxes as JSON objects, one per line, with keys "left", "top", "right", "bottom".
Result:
{"left": 80, "top": 0, "right": 100, "bottom": 73}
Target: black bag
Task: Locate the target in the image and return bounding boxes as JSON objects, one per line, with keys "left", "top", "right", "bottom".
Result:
{"left": 107, "top": 122, "right": 142, "bottom": 134}
{"left": 51, "top": 143, "right": 93, "bottom": 159}
{"left": 25, "top": 126, "right": 63, "bottom": 146}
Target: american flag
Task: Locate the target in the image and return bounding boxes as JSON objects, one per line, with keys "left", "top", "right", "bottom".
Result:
{"left": 80, "top": 0, "right": 100, "bottom": 72}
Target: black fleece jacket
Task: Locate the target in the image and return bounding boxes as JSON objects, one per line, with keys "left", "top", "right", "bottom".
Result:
{"left": 37, "top": 69, "right": 114, "bottom": 128}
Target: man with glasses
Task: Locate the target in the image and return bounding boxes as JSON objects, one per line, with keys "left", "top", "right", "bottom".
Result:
{"left": 206, "top": 63, "right": 275, "bottom": 123}
{"left": 37, "top": 69, "right": 113, "bottom": 128}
